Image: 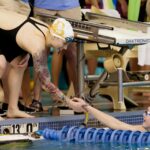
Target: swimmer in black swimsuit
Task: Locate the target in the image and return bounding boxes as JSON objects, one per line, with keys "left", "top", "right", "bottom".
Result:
{"left": 0, "top": 17, "right": 48, "bottom": 63}
{"left": 0, "top": 10, "right": 85, "bottom": 119}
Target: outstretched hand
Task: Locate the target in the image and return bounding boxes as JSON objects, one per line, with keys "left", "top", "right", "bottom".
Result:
{"left": 67, "top": 97, "right": 88, "bottom": 113}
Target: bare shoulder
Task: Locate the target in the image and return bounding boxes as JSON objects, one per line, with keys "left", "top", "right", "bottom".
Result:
{"left": 17, "top": 30, "right": 46, "bottom": 55}
{"left": 16, "top": 25, "right": 46, "bottom": 54}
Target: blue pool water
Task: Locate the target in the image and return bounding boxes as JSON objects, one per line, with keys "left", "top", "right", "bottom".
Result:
{"left": 0, "top": 140, "right": 150, "bottom": 150}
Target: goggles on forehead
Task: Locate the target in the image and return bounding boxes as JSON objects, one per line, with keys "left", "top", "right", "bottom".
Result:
{"left": 143, "top": 110, "right": 150, "bottom": 116}
{"left": 65, "top": 37, "right": 74, "bottom": 43}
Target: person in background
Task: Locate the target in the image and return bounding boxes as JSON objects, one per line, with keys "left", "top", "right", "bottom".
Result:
{"left": 0, "top": 10, "right": 85, "bottom": 118}
{"left": 80, "top": 0, "right": 127, "bottom": 75}
{"left": 79, "top": 0, "right": 100, "bottom": 75}
{"left": 70, "top": 97, "right": 150, "bottom": 131}
{"left": 125, "top": 0, "right": 147, "bottom": 72}
{"left": 117, "top": 0, "right": 128, "bottom": 18}
{"left": 137, "top": 0, "right": 150, "bottom": 98}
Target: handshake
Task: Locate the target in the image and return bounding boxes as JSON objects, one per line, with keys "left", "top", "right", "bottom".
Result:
{"left": 67, "top": 97, "right": 88, "bottom": 113}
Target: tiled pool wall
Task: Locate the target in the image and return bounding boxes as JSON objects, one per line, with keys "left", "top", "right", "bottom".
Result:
{"left": 0, "top": 110, "right": 144, "bottom": 133}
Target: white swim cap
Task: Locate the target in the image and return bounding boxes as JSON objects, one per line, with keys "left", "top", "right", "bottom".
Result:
{"left": 50, "top": 18, "right": 74, "bottom": 42}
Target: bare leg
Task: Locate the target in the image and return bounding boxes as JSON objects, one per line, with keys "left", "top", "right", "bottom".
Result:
{"left": 87, "top": 58, "right": 97, "bottom": 75}
{"left": 7, "top": 56, "right": 34, "bottom": 118}
{"left": 21, "top": 67, "right": 32, "bottom": 106}
{"left": 0, "top": 55, "right": 7, "bottom": 103}
{"left": 2, "top": 76, "right": 9, "bottom": 104}
{"left": 129, "top": 58, "right": 139, "bottom": 71}
{"left": 0, "top": 84, "right": 4, "bottom": 102}
{"left": 51, "top": 51, "right": 63, "bottom": 86}
{"left": 65, "top": 43, "right": 78, "bottom": 95}
{"left": 0, "top": 55, "right": 7, "bottom": 78}
{"left": 1, "top": 60, "right": 10, "bottom": 104}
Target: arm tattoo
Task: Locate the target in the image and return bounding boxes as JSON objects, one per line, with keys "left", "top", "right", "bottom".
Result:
{"left": 32, "top": 50, "right": 65, "bottom": 101}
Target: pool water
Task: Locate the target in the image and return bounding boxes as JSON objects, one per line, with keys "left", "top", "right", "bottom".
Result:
{"left": 0, "top": 140, "right": 150, "bottom": 150}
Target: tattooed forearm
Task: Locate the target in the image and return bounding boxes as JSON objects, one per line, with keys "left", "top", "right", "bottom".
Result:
{"left": 32, "top": 50, "right": 65, "bottom": 101}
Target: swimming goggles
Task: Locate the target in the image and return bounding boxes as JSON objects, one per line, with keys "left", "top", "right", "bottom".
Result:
{"left": 143, "top": 110, "right": 150, "bottom": 116}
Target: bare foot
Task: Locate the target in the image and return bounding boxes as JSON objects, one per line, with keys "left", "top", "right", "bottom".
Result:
{"left": 7, "top": 109, "right": 34, "bottom": 118}
{"left": 0, "top": 116, "right": 4, "bottom": 120}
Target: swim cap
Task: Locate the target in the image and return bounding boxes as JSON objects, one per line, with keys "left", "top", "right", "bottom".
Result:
{"left": 50, "top": 18, "right": 74, "bottom": 42}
